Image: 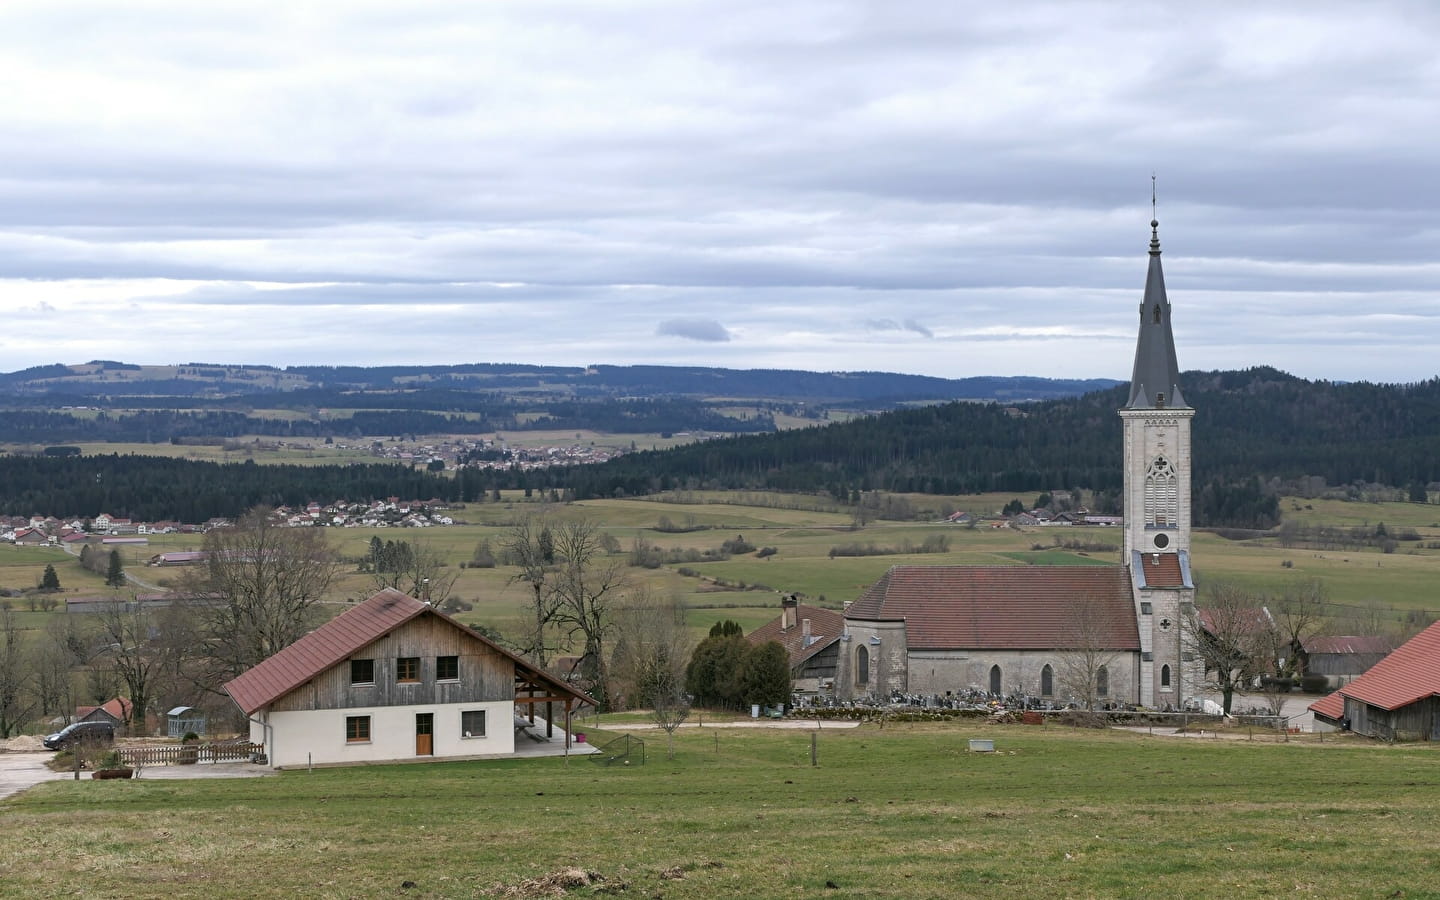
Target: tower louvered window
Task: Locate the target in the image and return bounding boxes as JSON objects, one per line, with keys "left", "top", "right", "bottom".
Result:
{"left": 1144, "top": 456, "right": 1178, "bottom": 527}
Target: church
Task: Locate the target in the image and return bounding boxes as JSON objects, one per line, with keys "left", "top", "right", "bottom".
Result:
{"left": 768, "top": 218, "right": 1198, "bottom": 709}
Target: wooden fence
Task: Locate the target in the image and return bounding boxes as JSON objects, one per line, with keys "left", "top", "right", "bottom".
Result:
{"left": 118, "top": 741, "right": 264, "bottom": 767}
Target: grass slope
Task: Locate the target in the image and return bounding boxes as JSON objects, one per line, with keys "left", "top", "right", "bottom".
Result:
{"left": 4, "top": 725, "right": 1439, "bottom": 898}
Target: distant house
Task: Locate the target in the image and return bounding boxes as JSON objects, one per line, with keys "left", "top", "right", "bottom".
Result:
{"left": 223, "top": 589, "right": 595, "bottom": 768}
{"left": 1310, "top": 620, "right": 1440, "bottom": 741}
{"left": 748, "top": 597, "right": 845, "bottom": 695}
{"left": 76, "top": 698, "right": 133, "bottom": 729}
{"left": 13, "top": 528, "right": 49, "bottom": 546}
{"left": 1294, "top": 635, "right": 1394, "bottom": 687}
{"left": 150, "top": 551, "right": 208, "bottom": 567}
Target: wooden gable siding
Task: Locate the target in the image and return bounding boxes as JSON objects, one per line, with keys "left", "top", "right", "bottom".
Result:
{"left": 269, "top": 613, "right": 514, "bottom": 713}
{"left": 1346, "top": 695, "right": 1439, "bottom": 742}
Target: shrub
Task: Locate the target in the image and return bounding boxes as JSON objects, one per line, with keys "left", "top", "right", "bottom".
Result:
{"left": 1300, "top": 673, "right": 1331, "bottom": 693}
{"left": 756, "top": 547, "right": 777, "bottom": 558}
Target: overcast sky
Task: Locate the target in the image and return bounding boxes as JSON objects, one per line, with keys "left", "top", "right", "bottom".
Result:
{"left": 3, "top": 1, "right": 1439, "bottom": 383}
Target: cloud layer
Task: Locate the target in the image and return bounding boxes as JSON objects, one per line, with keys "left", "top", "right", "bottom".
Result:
{"left": 1, "top": 1, "right": 1438, "bottom": 382}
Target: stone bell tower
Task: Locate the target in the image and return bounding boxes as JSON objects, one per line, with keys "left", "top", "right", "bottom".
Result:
{"left": 1119, "top": 215, "right": 1196, "bottom": 708}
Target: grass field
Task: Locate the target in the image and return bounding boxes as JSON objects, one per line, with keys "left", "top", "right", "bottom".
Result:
{"left": 4, "top": 724, "right": 1439, "bottom": 898}
{"left": 9, "top": 491, "right": 1440, "bottom": 655}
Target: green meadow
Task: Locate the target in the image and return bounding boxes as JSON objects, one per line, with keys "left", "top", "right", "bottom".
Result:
{"left": 4, "top": 724, "right": 1439, "bottom": 898}
{"left": 8, "top": 492, "right": 1440, "bottom": 648}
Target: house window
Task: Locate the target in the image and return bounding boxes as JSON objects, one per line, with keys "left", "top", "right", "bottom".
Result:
{"left": 1140, "top": 602, "right": 1153, "bottom": 615}
{"left": 350, "top": 659, "right": 374, "bottom": 685}
{"left": 856, "top": 646, "right": 869, "bottom": 686}
{"left": 436, "top": 655, "right": 459, "bottom": 681}
{"left": 1161, "top": 665, "right": 1172, "bottom": 688}
{"left": 1040, "top": 664, "right": 1053, "bottom": 697}
{"left": 397, "top": 657, "right": 420, "bottom": 683}
{"left": 1142, "top": 651, "right": 1154, "bottom": 662}
{"left": 345, "top": 715, "right": 371, "bottom": 743}
{"left": 989, "top": 665, "right": 1002, "bottom": 695}
{"left": 1096, "top": 665, "right": 1109, "bottom": 697}
{"left": 461, "top": 709, "right": 486, "bottom": 738}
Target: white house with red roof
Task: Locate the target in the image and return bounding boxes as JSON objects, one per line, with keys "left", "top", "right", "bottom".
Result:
{"left": 1310, "top": 620, "right": 1440, "bottom": 741}
{"left": 223, "top": 589, "right": 594, "bottom": 768}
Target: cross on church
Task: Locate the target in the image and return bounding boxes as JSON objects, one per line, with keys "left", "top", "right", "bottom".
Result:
{"left": 1158, "top": 618, "right": 1172, "bottom": 632}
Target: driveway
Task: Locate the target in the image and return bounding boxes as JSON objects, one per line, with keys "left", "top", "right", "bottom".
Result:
{"left": 0, "top": 753, "right": 72, "bottom": 802}
{"left": 0, "top": 753, "right": 276, "bottom": 802}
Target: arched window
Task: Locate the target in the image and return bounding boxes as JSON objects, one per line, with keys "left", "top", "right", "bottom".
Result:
{"left": 989, "top": 665, "right": 1002, "bottom": 695}
{"left": 1041, "top": 664, "right": 1054, "bottom": 697}
{"left": 1096, "top": 665, "right": 1109, "bottom": 697}
{"left": 1161, "top": 664, "right": 1171, "bottom": 688}
{"left": 1153, "top": 304, "right": 1162, "bottom": 324}
{"left": 856, "top": 646, "right": 869, "bottom": 686}
{"left": 1144, "top": 456, "right": 1179, "bottom": 528}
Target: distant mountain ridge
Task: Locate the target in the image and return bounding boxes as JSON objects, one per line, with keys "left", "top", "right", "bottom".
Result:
{"left": 0, "top": 360, "right": 1118, "bottom": 404}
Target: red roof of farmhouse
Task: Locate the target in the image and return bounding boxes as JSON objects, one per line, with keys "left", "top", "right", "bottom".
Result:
{"left": 1309, "top": 619, "right": 1440, "bottom": 716}
{"left": 846, "top": 565, "right": 1139, "bottom": 651}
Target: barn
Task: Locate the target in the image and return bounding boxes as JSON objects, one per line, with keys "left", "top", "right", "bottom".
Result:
{"left": 1310, "top": 619, "right": 1440, "bottom": 741}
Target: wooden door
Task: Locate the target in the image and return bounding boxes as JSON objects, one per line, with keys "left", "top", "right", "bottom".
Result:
{"left": 415, "top": 713, "right": 433, "bottom": 756}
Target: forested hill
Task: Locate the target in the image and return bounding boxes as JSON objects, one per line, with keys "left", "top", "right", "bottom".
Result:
{"left": 514, "top": 368, "right": 1440, "bottom": 518}
{"left": 0, "top": 360, "right": 1118, "bottom": 404}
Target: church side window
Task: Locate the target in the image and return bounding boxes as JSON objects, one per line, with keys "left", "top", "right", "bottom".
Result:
{"left": 1096, "top": 665, "right": 1109, "bottom": 697}
{"left": 1144, "top": 456, "right": 1178, "bottom": 527}
{"left": 856, "top": 646, "right": 869, "bottom": 686}
{"left": 1040, "top": 664, "right": 1053, "bottom": 697}
{"left": 989, "top": 665, "right": 1002, "bottom": 695}
{"left": 1161, "top": 665, "right": 1172, "bottom": 688}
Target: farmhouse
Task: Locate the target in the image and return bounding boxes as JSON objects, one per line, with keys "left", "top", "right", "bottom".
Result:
{"left": 1293, "top": 635, "right": 1394, "bottom": 687}
{"left": 223, "top": 589, "right": 594, "bottom": 768}
{"left": 747, "top": 597, "right": 844, "bottom": 694}
{"left": 765, "top": 219, "right": 1198, "bottom": 708}
{"left": 1310, "top": 619, "right": 1440, "bottom": 741}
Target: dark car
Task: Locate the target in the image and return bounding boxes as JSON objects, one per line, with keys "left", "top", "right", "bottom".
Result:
{"left": 42, "top": 721, "right": 116, "bottom": 751}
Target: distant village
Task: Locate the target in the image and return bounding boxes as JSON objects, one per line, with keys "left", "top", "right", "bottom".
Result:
{"left": 1, "top": 497, "right": 460, "bottom": 551}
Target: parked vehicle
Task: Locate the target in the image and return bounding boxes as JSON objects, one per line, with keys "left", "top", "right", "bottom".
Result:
{"left": 42, "top": 721, "right": 116, "bottom": 751}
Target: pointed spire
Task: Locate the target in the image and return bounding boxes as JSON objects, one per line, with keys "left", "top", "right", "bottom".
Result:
{"left": 1125, "top": 213, "right": 1187, "bottom": 410}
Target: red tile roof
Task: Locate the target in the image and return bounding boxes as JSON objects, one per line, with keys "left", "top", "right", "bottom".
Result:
{"left": 1309, "top": 690, "right": 1345, "bottom": 722}
{"left": 223, "top": 589, "right": 593, "bottom": 715}
{"left": 748, "top": 604, "right": 845, "bottom": 668}
{"left": 1302, "top": 635, "right": 1395, "bottom": 655}
{"left": 1315, "top": 619, "right": 1440, "bottom": 712}
{"left": 846, "top": 565, "right": 1139, "bottom": 650}
{"left": 1136, "top": 552, "right": 1185, "bottom": 588}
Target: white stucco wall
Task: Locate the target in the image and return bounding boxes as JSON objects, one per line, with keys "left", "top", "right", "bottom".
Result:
{"left": 256, "top": 701, "right": 515, "bottom": 768}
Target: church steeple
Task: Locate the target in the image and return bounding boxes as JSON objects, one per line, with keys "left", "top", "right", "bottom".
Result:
{"left": 1125, "top": 217, "right": 1187, "bottom": 410}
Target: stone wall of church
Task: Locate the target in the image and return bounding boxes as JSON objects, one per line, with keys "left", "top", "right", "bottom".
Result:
{"left": 908, "top": 649, "right": 1141, "bottom": 705}
{"left": 834, "top": 620, "right": 908, "bottom": 700}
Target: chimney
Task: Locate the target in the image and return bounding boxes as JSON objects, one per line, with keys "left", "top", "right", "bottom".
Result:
{"left": 802, "top": 618, "right": 812, "bottom": 647}
{"left": 781, "top": 595, "right": 798, "bottom": 630}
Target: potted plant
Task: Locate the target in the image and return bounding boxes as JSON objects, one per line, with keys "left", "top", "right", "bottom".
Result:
{"left": 91, "top": 749, "right": 134, "bottom": 780}
{"left": 177, "top": 731, "right": 201, "bottom": 765}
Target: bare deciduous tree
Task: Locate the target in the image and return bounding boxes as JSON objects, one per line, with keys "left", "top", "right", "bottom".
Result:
{"left": 1183, "top": 582, "right": 1277, "bottom": 715}
{"left": 1271, "top": 578, "right": 1330, "bottom": 677}
{"left": 369, "top": 538, "right": 458, "bottom": 606}
{"left": 185, "top": 507, "right": 341, "bottom": 683}
{"left": 0, "top": 607, "right": 37, "bottom": 738}
{"left": 610, "top": 587, "right": 693, "bottom": 711}
{"left": 1057, "top": 596, "right": 1122, "bottom": 711}
{"left": 95, "top": 599, "right": 163, "bottom": 735}
{"left": 501, "top": 516, "right": 562, "bottom": 664}
{"left": 550, "top": 520, "right": 629, "bottom": 710}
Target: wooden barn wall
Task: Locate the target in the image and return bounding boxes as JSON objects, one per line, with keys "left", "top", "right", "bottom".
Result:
{"left": 1346, "top": 697, "right": 1437, "bottom": 741}
{"left": 271, "top": 614, "right": 514, "bottom": 712}
{"left": 799, "top": 643, "right": 839, "bottom": 680}
{"left": 1309, "top": 653, "right": 1389, "bottom": 677}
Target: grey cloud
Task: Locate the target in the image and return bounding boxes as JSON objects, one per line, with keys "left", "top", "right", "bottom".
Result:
{"left": 656, "top": 319, "right": 733, "bottom": 342}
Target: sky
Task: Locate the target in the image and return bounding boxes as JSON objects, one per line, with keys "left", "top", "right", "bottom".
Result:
{"left": 2, "top": 1, "right": 1439, "bottom": 384}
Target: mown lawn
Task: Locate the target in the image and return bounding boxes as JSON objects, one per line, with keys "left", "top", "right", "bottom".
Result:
{"left": 4, "top": 724, "right": 1440, "bottom": 898}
